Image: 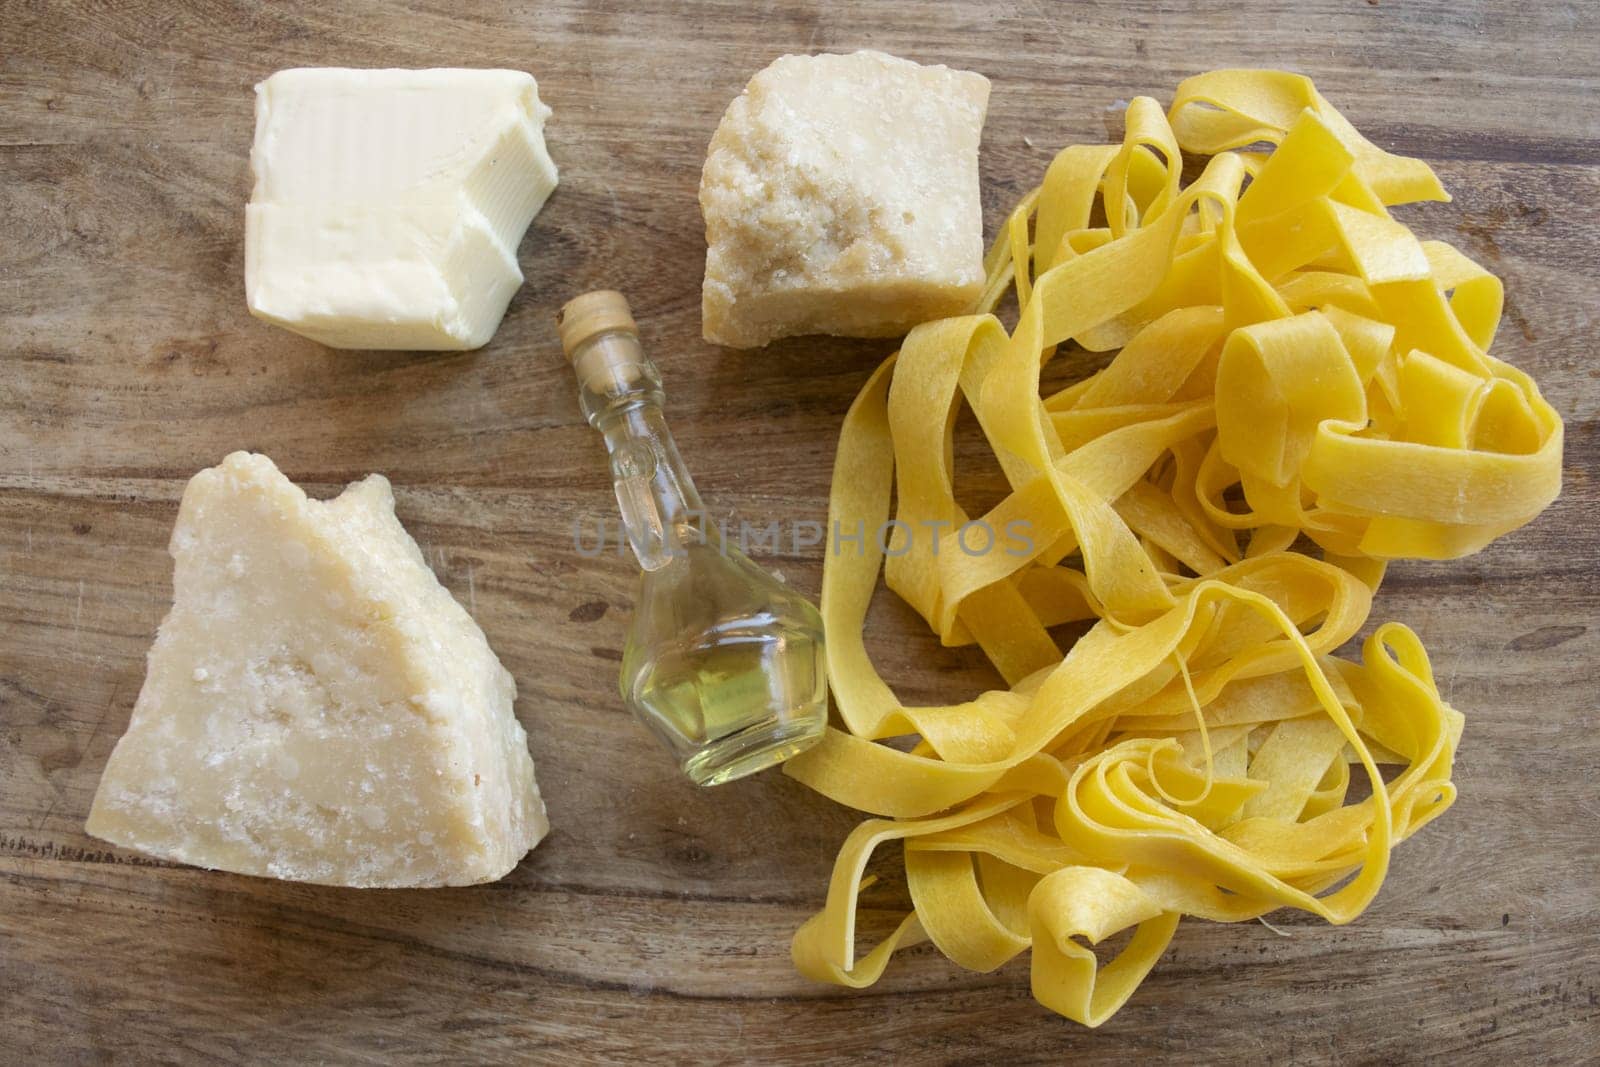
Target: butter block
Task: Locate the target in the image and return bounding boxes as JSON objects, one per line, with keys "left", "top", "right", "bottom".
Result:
{"left": 699, "top": 51, "right": 990, "bottom": 348}
{"left": 245, "top": 68, "right": 558, "bottom": 350}
{"left": 86, "top": 452, "right": 548, "bottom": 887}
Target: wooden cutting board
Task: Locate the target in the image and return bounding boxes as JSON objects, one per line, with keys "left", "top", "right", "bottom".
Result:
{"left": 3, "top": 2, "right": 1597, "bottom": 1062}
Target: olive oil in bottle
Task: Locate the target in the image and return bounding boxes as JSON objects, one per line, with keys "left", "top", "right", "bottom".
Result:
{"left": 557, "top": 291, "right": 827, "bottom": 785}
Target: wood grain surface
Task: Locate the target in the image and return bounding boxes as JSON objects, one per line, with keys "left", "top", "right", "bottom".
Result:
{"left": 3, "top": 1, "right": 1598, "bottom": 1062}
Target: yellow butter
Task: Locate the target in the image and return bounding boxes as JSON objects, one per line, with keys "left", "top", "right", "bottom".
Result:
{"left": 785, "top": 70, "right": 1560, "bottom": 1025}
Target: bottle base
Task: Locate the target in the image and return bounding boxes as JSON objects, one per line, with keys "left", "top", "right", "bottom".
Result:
{"left": 682, "top": 711, "right": 826, "bottom": 786}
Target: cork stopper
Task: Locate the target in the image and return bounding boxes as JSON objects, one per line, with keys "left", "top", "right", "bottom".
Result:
{"left": 557, "top": 290, "right": 638, "bottom": 360}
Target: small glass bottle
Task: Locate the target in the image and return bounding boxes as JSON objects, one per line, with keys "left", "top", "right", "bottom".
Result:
{"left": 557, "top": 291, "right": 828, "bottom": 785}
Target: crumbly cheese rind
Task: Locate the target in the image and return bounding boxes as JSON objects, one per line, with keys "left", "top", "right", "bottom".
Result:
{"left": 245, "top": 68, "right": 558, "bottom": 351}
{"left": 700, "top": 51, "right": 990, "bottom": 348}
{"left": 85, "top": 452, "right": 548, "bottom": 887}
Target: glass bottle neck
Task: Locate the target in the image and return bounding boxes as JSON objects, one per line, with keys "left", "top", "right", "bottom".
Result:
{"left": 573, "top": 330, "right": 705, "bottom": 571}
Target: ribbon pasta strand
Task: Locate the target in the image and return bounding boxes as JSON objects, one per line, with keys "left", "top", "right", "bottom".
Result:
{"left": 785, "top": 70, "right": 1560, "bottom": 1026}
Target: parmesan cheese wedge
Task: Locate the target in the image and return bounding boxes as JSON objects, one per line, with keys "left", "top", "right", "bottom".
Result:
{"left": 699, "top": 51, "right": 990, "bottom": 348}
{"left": 86, "top": 452, "right": 548, "bottom": 887}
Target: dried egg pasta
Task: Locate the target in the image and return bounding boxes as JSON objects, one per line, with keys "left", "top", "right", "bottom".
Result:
{"left": 785, "top": 70, "right": 1561, "bottom": 1026}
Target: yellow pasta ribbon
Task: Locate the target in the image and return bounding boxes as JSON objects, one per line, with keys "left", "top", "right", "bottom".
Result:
{"left": 785, "top": 70, "right": 1559, "bottom": 1025}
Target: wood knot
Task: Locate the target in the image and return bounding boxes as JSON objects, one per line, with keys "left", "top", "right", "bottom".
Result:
{"left": 569, "top": 599, "right": 609, "bottom": 623}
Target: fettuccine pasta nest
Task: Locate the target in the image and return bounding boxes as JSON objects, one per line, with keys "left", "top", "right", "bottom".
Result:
{"left": 784, "top": 70, "right": 1562, "bottom": 1026}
